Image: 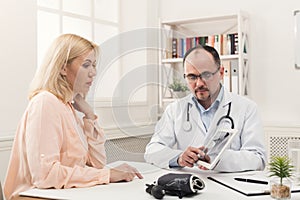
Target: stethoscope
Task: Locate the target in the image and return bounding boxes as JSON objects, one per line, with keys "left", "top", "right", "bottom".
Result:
{"left": 182, "top": 102, "right": 234, "bottom": 131}
{"left": 182, "top": 103, "right": 193, "bottom": 131}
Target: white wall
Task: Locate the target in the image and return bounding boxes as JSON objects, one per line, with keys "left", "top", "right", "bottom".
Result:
{"left": 95, "top": 0, "right": 160, "bottom": 138}
{"left": 0, "top": 0, "right": 36, "bottom": 138}
{"left": 160, "top": 0, "right": 300, "bottom": 127}
{"left": 0, "top": 0, "right": 36, "bottom": 185}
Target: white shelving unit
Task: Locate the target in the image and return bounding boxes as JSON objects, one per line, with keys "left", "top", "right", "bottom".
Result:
{"left": 158, "top": 11, "right": 250, "bottom": 116}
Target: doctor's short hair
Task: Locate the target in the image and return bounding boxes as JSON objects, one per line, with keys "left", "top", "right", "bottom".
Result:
{"left": 183, "top": 45, "right": 221, "bottom": 68}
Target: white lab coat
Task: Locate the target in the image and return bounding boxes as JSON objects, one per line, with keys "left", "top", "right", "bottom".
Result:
{"left": 144, "top": 89, "right": 267, "bottom": 172}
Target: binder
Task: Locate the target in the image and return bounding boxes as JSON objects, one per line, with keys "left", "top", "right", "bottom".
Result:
{"left": 222, "top": 60, "right": 231, "bottom": 91}
{"left": 230, "top": 59, "right": 239, "bottom": 94}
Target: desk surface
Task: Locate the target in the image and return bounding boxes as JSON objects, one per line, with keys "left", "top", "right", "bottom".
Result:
{"left": 16, "top": 161, "right": 300, "bottom": 200}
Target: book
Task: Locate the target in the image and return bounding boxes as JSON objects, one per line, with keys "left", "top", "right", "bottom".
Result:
{"left": 208, "top": 35, "right": 215, "bottom": 47}
{"left": 199, "top": 36, "right": 207, "bottom": 46}
{"left": 172, "top": 38, "right": 178, "bottom": 58}
{"left": 233, "top": 33, "right": 239, "bottom": 54}
{"left": 196, "top": 128, "right": 238, "bottom": 170}
{"left": 214, "top": 35, "right": 221, "bottom": 55}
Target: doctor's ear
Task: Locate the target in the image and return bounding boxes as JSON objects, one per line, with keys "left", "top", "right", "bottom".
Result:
{"left": 219, "top": 66, "right": 224, "bottom": 77}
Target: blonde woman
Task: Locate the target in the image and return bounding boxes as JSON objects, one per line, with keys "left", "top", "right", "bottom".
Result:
{"left": 4, "top": 34, "right": 143, "bottom": 200}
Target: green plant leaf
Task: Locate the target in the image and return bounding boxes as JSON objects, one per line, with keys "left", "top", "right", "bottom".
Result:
{"left": 268, "top": 156, "right": 294, "bottom": 185}
{"left": 168, "top": 78, "right": 189, "bottom": 92}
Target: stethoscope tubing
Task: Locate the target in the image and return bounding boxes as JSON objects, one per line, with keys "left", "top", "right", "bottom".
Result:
{"left": 183, "top": 102, "right": 234, "bottom": 131}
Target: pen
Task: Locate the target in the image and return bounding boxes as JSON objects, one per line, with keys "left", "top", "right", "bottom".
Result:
{"left": 234, "top": 178, "right": 268, "bottom": 185}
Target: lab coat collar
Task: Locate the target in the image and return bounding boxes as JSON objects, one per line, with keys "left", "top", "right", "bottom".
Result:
{"left": 186, "top": 86, "right": 233, "bottom": 136}
{"left": 220, "top": 87, "right": 233, "bottom": 108}
{"left": 207, "top": 88, "right": 233, "bottom": 134}
{"left": 184, "top": 94, "right": 206, "bottom": 133}
{"left": 186, "top": 84, "right": 232, "bottom": 109}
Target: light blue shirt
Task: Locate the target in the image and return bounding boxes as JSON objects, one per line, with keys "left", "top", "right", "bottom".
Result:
{"left": 192, "top": 87, "right": 224, "bottom": 133}
{"left": 169, "top": 86, "right": 224, "bottom": 167}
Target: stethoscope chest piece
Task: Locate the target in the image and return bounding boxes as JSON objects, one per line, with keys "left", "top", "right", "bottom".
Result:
{"left": 183, "top": 102, "right": 193, "bottom": 131}
{"left": 183, "top": 121, "right": 192, "bottom": 132}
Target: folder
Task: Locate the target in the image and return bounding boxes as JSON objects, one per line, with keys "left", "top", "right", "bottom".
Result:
{"left": 222, "top": 60, "right": 231, "bottom": 91}
{"left": 230, "top": 59, "right": 239, "bottom": 94}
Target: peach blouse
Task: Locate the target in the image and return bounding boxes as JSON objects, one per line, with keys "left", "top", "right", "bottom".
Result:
{"left": 4, "top": 91, "right": 109, "bottom": 200}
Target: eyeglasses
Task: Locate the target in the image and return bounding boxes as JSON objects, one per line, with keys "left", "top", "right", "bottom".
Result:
{"left": 184, "top": 67, "right": 220, "bottom": 83}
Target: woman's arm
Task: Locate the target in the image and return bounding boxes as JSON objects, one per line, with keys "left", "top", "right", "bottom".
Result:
{"left": 72, "top": 93, "right": 107, "bottom": 168}
{"left": 26, "top": 93, "right": 109, "bottom": 189}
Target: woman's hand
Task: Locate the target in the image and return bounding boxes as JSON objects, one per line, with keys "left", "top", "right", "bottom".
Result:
{"left": 109, "top": 163, "right": 143, "bottom": 182}
{"left": 72, "top": 94, "right": 95, "bottom": 119}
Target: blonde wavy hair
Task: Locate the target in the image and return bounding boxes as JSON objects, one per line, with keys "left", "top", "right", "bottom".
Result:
{"left": 29, "top": 34, "right": 99, "bottom": 103}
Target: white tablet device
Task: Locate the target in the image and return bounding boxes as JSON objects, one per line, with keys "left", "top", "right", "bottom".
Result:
{"left": 196, "top": 128, "right": 238, "bottom": 170}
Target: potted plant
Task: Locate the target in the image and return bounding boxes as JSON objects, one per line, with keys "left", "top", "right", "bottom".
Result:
{"left": 168, "top": 79, "right": 189, "bottom": 98}
{"left": 269, "top": 156, "right": 294, "bottom": 200}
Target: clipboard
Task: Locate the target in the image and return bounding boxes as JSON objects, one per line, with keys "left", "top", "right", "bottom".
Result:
{"left": 207, "top": 172, "right": 300, "bottom": 196}
{"left": 196, "top": 128, "right": 238, "bottom": 169}
{"left": 207, "top": 176, "right": 270, "bottom": 196}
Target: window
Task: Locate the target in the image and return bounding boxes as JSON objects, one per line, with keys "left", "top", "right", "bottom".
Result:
{"left": 37, "top": 0, "right": 156, "bottom": 135}
{"left": 37, "top": 0, "right": 120, "bottom": 99}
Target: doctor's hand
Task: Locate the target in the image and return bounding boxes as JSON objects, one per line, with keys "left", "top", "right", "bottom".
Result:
{"left": 197, "top": 146, "right": 211, "bottom": 170}
{"left": 178, "top": 146, "right": 206, "bottom": 168}
{"left": 109, "top": 163, "right": 143, "bottom": 183}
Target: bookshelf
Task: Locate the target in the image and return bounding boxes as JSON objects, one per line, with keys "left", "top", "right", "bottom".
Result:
{"left": 158, "top": 11, "right": 250, "bottom": 116}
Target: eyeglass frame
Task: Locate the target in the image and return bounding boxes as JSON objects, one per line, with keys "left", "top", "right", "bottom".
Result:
{"left": 184, "top": 67, "right": 220, "bottom": 83}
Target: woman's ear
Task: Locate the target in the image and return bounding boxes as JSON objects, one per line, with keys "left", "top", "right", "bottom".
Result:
{"left": 60, "top": 64, "right": 67, "bottom": 76}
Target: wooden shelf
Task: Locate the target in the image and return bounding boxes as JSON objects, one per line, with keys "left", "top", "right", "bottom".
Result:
{"left": 162, "top": 55, "right": 240, "bottom": 64}
{"left": 162, "top": 58, "right": 183, "bottom": 64}
{"left": 158, "top": 11, "right": 250, "bottom": 117}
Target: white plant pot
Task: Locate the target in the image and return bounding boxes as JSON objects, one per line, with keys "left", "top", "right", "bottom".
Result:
{"left": 172, "top": 91, "right": 187, "bottom": 98}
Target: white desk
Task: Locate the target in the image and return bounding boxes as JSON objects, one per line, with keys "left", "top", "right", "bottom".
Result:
{"left": 19, "top": 161, "right": 300, "bottom": 200}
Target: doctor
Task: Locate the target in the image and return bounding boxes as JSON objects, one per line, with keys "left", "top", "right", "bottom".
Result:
{"left": 144, "top": 45, "right": 266, "bottom": 172}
